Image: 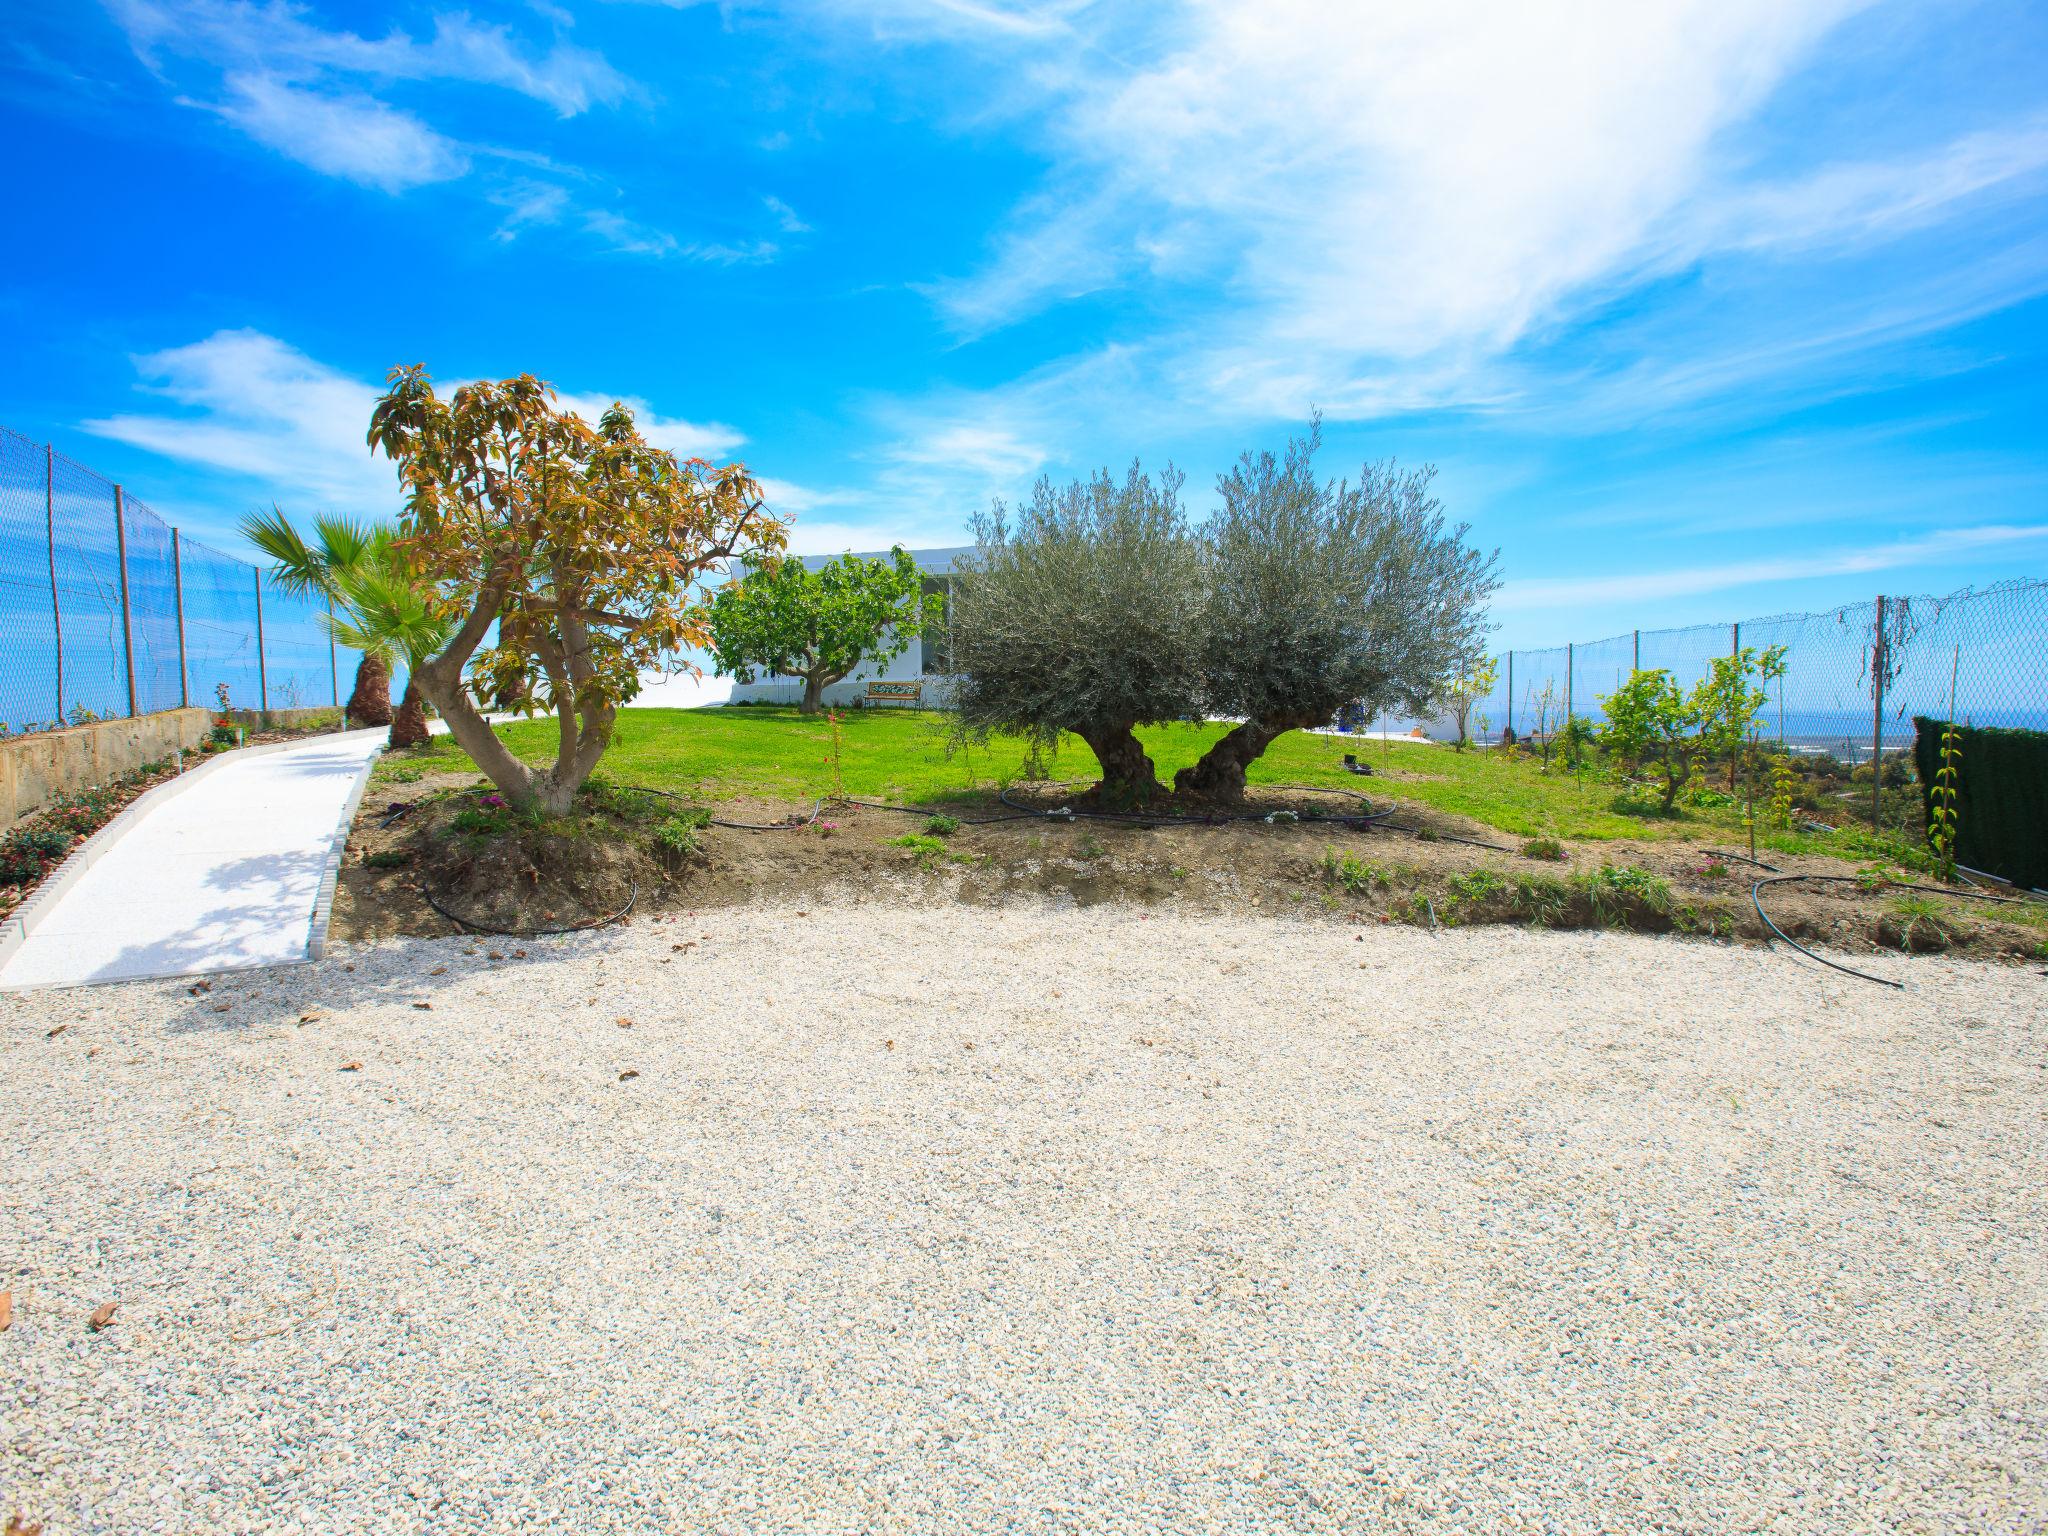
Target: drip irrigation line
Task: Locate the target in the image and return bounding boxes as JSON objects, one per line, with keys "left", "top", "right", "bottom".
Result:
{"left": 609, "top": 783, "right": 822, "bottom": 831}
{"left": 421, "top": 880, "right": 637, "bottom": 938}
{"left": 995, "top": 781, "right": 1398, "bottom": 828}
{"left": 1702, "top": 848, "right": 1780, "bottom": 872}
{"left": 1750, "top": 873, "right": 2034, "bottom": 990}
{"left": 840, "top": 798, "right": 1041, "bottom": 826}
{"left": 1378, "top": 823, "right": 1513, "bottom": 853}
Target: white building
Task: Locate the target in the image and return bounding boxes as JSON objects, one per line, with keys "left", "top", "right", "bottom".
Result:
{"left": 723, "top": 545, "right": 971, "bottom": 710}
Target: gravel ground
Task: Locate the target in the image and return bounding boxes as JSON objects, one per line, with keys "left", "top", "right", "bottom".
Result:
{"left": 4, "top": 906, "right": 2046, "bottom": 1535}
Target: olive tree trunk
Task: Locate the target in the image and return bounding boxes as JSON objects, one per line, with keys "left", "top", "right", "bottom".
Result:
{"left": 1174, "top": 712, "right": 1324, "bottom": 803}
{"left": 1077, "top": 723, "right": 1165, "bottom": 807}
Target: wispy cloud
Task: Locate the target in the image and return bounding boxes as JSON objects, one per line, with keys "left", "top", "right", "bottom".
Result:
{"left": 1497, "top": 524, "right": 2048, "bottom": 610}
{"left": 208, "top": 72, "right": 469, "bottom": 191}
{"left": 80, "top": 330, "right": 752, "bottom": 524}
{"left": 109, "top": 0, "right": 637, "bottom": 116}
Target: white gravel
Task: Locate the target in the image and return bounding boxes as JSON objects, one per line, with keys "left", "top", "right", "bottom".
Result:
{"left": 4, "top": 906, "right": 2046, "bottom": 1535}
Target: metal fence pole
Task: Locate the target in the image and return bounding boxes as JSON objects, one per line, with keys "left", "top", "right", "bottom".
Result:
{"left": 46, "top": 444, "right": 63, "bottom": 721}
{"left": 254, "top": 568, "right": 269, "bottom": 716}
{"left": 327, "top": 595, "right": 339, "bottom": 709}
{"left": 113, "top": 484, "right": 139, "bottom": 718}
{"left": 172, "top": 528, "right": 189, "bottom": 709}
{"left": 1565, "top": 642, "right": 1573, "bottom": 724}
{"left": 1729, "top": 622, "right": 1741, "bottom": 788}
{"left": 1870, "top": 594, "right": 1887, "bottom": 826}
{"left": 1632, "top": 629, "right": 1640, "bottom": 673}
{"left": 1505, "top": 651, "right": 1514, "bottom": 735}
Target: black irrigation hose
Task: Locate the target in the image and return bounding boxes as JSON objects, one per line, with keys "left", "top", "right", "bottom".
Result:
{"left": 1750, "top": 873, "right": 2035, "bottom": 990}
{"left": 1378, "top": 822, "right": 1514, "bottom": 853}
{"left": 421, "top": 880, "right": 638, "bottom": 938}
{"left": 1702, "top": 847, "right": 1781, "bottom": 872}
{"left": 608, "top": 783, "right": 823, "bottom": 831}
{"left": 995, "top": 780, "right": 1399, "bottom": 828}
{"left": 840, "top": 798, "right": 1042, "bottom": 826}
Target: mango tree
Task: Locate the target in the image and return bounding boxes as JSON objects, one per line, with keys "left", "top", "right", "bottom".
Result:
{"left": 367, "top": 368, "right": 786, "bottom": 814}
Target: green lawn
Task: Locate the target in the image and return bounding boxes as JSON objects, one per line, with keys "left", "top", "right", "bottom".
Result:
{"left": 401, "top": 705, "right": 1913, "bottom": 862}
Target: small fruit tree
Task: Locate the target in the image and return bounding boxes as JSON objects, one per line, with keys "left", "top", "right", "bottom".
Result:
{"left": 1601, "top": 647, "right": 1777, "bottom": 811}
{"left": 1439, "top": 654, "right": 1499, "bottom": 750}
{"left": 367, "top": 368, "right": 785, "bottom": 814}
{"left": 707, "top": 547, "right": 941, "bottom": 714}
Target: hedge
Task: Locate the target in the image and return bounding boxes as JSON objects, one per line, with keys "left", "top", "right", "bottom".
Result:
{"left": 1913, "top": 716, "right": 2048, "bottom": 890}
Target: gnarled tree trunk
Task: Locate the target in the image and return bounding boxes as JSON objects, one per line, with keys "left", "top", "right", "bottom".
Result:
{"left": 1077, "top": 722, "right": 1165, "bottom": 807}
{"left": 1175, "top": 712, "right": 1323, "bottom": 803}
{"left": 346, "top": 653, "right": 392, "bottom": 728}
{"left": 388, "top": 678, "right": 430, "bottom": 749}
{"left": 800, "top": 673, "right": 826, "bottom": 714}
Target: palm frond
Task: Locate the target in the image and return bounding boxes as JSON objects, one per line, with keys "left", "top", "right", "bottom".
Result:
{"left": 240, "top": 505, "right": 331, "bottom": 597}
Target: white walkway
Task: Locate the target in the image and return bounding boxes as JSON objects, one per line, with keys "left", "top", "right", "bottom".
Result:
{"left": 0, "top": 729, "right": 384, "bottom": 990}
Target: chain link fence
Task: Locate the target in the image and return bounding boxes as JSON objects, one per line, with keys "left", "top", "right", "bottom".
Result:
{"left": 1, "top": 425, "right": 362, "bottom": 735}
{"left": 1467, "top": 579, "right": 2048, "bottom": 761}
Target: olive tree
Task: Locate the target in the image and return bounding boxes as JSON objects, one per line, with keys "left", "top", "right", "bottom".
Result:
{"left": 1176, "top": 421, "right": 1498, "bottom": 801}
{"left": 367, "top": 368, "right": 786, "bottom": 814}
{"left": 708, "top": 547, "right": 940, "bottom": 714}
{"left": 949, "top": 463, "right": 1204, "bottom": 806}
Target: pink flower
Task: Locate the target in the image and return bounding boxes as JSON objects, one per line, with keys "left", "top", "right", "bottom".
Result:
{"left": 481, "top": 794, "right": 507, "bottom": 809}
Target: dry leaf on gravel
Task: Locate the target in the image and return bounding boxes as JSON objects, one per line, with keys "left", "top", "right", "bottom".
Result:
{"left": 45, "top": 1024, "right": 66, "bottom": 1039}
{"left": 298, "top": 1010, "right": 323, "bottom": 1025}
{"left": 618, "top": 1069, "right": 640, "bottom": 1081}
{"left": 413, "top": 1002, "right": 432, "bottom": 1011}
{"left": 7, "top": 1513, "right": 46, "bottom": 1536}
{"left": 87, "top": 1302, "right": 116, "bottom": 1331}
{"left": 339, "top": 1062, "right": 362, "bottom": 1072}
{"left": 0, "top": 1290, "right": 12, "bottom": 1330}
{"left": 617, "top": 1017, "right": 634, "bottom": 1028}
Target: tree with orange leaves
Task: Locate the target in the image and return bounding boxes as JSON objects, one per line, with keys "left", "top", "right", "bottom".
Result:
{"left": 367, "top": 367, "right": 786, "bottom": 814}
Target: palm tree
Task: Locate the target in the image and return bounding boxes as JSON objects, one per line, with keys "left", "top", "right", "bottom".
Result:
{"left": 240, "top": 508, "right": 392, "bottom": 727}
{"left": 323, "top": 561, "right": 457, "bottom": 748}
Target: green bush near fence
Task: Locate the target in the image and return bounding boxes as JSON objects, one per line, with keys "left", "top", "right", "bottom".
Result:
{"left": 1913, "top": 717, "right": 2048, "bottom": 890}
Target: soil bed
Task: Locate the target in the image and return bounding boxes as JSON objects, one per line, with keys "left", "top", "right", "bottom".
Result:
{"left": 334, "top": 760, "right": 2048, "bottom": 965}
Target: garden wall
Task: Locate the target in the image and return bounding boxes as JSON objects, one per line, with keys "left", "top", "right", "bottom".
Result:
{"left": 0, "top": 707, "right": 212, "bottom": 828}
{"left": 221, "top": 707, "right": 343, "bottom": 732}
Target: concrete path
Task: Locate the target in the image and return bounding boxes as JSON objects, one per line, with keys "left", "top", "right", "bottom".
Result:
{"left": 0, "top": 729, "right": 384, "bottom": 990}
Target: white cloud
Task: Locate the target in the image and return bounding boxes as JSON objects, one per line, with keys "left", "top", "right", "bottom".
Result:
{"left": 887, "top": 422, "right": 1047, "bottom": 480}
{"left": 83, "top": 329, "right": 398, "bottom": 512}
{"left": 763, "top": 195, "right": 811, "bottom": 233}
{"left": 79, "top": 330, "right": 752, "bottom": 522}
{"left": 1497, "top": 524, "right": 2048, "bottom": 610}
{"left": 546, "top": 389, "right": 745, "bottom": 460}
{"left": 212, "top": 73, "right": 469, "bottom": 191}
{"left": 109, "top": 0, "right": 635, "bottom": 116}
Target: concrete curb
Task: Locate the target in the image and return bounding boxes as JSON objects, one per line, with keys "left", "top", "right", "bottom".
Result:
{"left": 308, "top": 738, "right": 386, "bottom": 960}
{"left": 0, "top": 729, "right": 384, "bottom": 987}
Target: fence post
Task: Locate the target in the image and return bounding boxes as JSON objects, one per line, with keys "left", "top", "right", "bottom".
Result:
{"left": 113, "top": 485, "right": 139, "bottom": 718}
{"left": 1505, "top": 652, "right": 1514, "bottom": 736}
{"left": 1870, "top": 594, "right": 1886, "bottom": 827}
{"left": 327, "top": 595, "right": 339, "bottom": 710}
{"left": 254, "top": 568, "right": 269, "bottom": 717}
{"left": 1632, "top": 629, "right": 1639, "bottom": 673}
{"left": 172, "top": 529, "right": 189, "bottom": 709}
{"left": 46, "top": 445, "right": 63, "bottom": 722}
{"left": 1729, "top": 622, "right": 1741, "bottom": 789}
{"left": 1565, "top": 642, "right": 1573, "bottom": 724}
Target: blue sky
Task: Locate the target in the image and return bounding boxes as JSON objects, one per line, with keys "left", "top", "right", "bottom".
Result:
{"left": 4, "top": 0, "right": 2046, "bottom": 649}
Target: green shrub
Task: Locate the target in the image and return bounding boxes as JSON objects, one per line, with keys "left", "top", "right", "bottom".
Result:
{"left": 1520, "top": 837, "right": 1565, "bottom": 861}
{"left": 923, "top": 813, "right": 961, "bottom": 836}
{"left": 363, "top": 849, "right": 411, "bottom": 870}
{"left": 654, "top": 814, "right": 705, "bottom": 856}
{"left": 888, "top": 833, "right": 946, "bottom": 856}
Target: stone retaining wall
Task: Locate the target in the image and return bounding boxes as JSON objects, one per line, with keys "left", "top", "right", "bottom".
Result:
{"left": 1, "top": 708, "right": 214, "bottom": 828}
